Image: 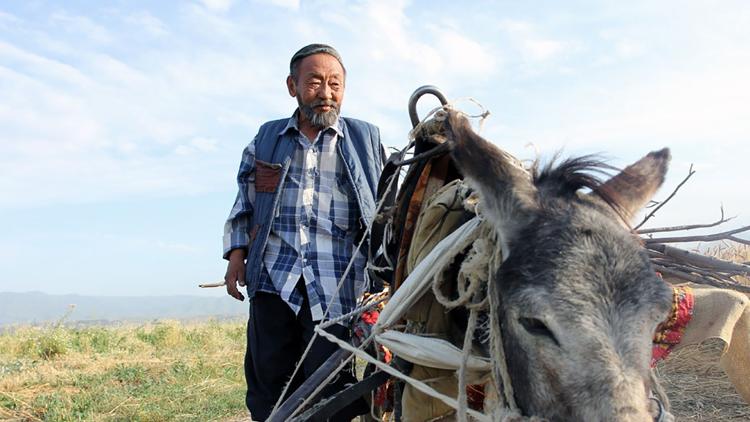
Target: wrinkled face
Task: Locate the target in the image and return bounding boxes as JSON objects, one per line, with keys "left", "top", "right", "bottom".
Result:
{"left": 287, "top": 53, "right": 345, "bottom": 128}
{"left": 498, "top": 203, "right": 673, "bottom": 421}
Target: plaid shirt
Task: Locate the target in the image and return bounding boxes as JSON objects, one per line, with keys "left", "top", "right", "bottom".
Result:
{"left": 223, "top": 115, "right": 367, "bottom": 321}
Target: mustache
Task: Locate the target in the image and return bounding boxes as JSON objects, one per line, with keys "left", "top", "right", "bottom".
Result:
{"left": 310, "top": 99, "right": 338, "bottom": 110}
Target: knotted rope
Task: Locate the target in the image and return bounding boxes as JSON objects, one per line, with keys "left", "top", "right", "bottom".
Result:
{"left": 430, "top": 219, "right": 530, "bottom": 421}
{"left": 271, "top": 98, "right": 485, "bottom": 420}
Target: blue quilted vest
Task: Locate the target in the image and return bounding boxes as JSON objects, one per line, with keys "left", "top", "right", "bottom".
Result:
{"left": 244, "top": 117, "right": 382, "bottom": 294}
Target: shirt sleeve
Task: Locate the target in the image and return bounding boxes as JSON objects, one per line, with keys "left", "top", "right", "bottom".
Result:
{"left": 222, "top": 140, "right": 257, "bottom": 259}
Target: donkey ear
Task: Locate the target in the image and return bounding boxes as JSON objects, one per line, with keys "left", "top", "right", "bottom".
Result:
{"left": 444, "top": 110, "right": 538, "bottom": 248}
{"left": 596, "top": 148, "right": 671, "bottom": 223}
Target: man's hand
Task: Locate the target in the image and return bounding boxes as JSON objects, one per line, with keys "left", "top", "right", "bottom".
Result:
{"left": 225, "top": 249, "right": 247, "bottom": 301}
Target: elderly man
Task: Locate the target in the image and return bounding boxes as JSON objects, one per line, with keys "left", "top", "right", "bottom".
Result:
{"left": 222, "top": 44, "right": 383, "bottom": 421}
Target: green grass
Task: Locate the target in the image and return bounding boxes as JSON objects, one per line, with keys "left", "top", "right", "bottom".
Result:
{"left": 0, "top": 320, "right": 247, "bottom": 421}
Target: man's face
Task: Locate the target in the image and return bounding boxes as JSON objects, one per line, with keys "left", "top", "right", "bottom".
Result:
{"left": 287, "top": 53, "right": 345, "bottom": 128}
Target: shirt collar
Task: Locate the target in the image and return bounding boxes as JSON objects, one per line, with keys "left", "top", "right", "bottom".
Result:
{"left": 279, "top": 110, "right": 344, "bottom": 138}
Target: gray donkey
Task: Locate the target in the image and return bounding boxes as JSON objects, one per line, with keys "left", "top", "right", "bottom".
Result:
{"left": 443, "top": 110, "right": 674, "bottom": 421}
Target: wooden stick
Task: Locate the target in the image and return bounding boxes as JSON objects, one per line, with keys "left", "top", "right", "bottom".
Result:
{"left": 198, "top": 281, "right": 226, "bottom": 288}
{"left": 268, "top": 349, "right": 353, "bottom": 422}
{"left": 653, "top": 264, "right": 750, "bottom": 293}
{"left": 646, "top": 243, "right": 750, "bottom": 275}
{"left": 659, "top": 261, "right": 737, "bottom": 280}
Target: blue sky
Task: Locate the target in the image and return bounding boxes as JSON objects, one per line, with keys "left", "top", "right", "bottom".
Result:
{"left": 1, "top": 0, "right": 748, "bottom": 297}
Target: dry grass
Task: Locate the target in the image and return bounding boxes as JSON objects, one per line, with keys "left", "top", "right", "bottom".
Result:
{"left": 708, "top": 243, "right": 750, "bottom": 285}
{"left": 657, "top": 339, "right": 750, "bottom": 421}
{"left": 0, "top": 319, "right": 247, "bottom": 421}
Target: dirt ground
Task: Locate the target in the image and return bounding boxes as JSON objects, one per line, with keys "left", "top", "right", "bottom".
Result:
{"left": 657, "top": 338, "right": 750, "bottom": 421}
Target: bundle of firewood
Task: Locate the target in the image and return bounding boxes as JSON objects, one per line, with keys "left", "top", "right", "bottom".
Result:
{"left": 636, "top": 165, "right": 750, "bottom": 293}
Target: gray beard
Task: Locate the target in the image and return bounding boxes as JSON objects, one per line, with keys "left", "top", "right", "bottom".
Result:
{"left": 298, "top": 97, "right": 340, "bottom": 128}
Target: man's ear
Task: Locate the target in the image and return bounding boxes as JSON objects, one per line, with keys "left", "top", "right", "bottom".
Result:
{"left": 286, "top": 75, "right": 297, "bottom": 97}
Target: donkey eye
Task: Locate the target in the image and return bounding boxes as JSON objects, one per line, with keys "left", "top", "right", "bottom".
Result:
{"left": 519, "top": 317, "right": 560, "bottom": 346}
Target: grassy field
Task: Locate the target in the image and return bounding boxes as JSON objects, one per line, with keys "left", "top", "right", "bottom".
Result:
{"left": 2, "top": 246, "right": 748, "bottom": 421}
{"left": 0, "top": 319, "right": 248, "bottom": 421}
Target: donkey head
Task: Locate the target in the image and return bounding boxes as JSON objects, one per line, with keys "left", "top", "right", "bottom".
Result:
{"left": 444, "top": 111, "right": 673, "bottom": 421}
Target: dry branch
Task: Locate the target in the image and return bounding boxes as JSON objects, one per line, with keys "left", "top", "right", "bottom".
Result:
{"left": 634, "top": 164, "right": 695, "bottom": 231}
{"left": 632, "top": 164, "right": 750, "bottom": 293}
{"left": 727, "top": 236, "right": 750, "bottom": 246}
{"left": 638, "top": 207, "right": 734, "bottom": 235}
{"left": 653, "top": 264, "right": 750, "bottom": 294}
{"left": 644, "top": 225, "right": 750, "bottom": 245}
{"left": 646, "top": 244, "right": 750, "bottom": 275}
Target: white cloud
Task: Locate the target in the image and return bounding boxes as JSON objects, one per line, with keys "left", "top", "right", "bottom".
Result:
{"left": 199, "top": 0, "right": 234, "bottom": 13}
{"left": 0, "top": 40, "right": 92, "bottom": 87}
{"left": 523, "top": 39, "right": 568, "bottom": 62}
{"left": 50, "top": 12, "right": 112, "bottom": 44}
{"left": 0, "top": 1, "right": 320, "bottom": 209}
{"left": 124, "top": 11, "right": 169, "bottom": 37}
{"left": 175, "top": 137, "right": 219, "bottom": 155}
{"left": 266, "top": 0, "right": 300, "bottom": 11}
{"left": 0, "top": 10, "right": 22, "bottom": 26}
{"left": 183, "top": 2, "right": 238, "bottom": 35}
{"left": 524, "top": 60, "right": 750, "bottom": 153}
{"left": 89, "top": 54, "right": 149, "bottom": 86}
{"left": 191, "top": 137, "right": 219, "bottom": 151}
{"left": 327, "top": 0, "right": 497, "bottom": 131}
{"left": 614, "top": 39, "right": 643, "bottom": 59}
{"left": 431, "top": 28, "right": 497, "bottom": 77}
{"left": 499, "top": 19, "right": 574, "bottom": 63}
{"left": 593, "top": 41, "right": 644, "bottom": 67}
{"left": 1, "top": 0, "right": 747, "bottom": 224}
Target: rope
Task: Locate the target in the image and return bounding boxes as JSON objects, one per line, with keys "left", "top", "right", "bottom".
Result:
{"left": 457, "top": 301, "right": 480, "bottom": 422}
{"left": 317, "top": 292, "right": 390, "bottom": 330}
{"left": 487, "top": 239, "right": 519, "bottom": 414}
{"left": 269, "top": 100, "right": 444, "bottom": 416}
{"left": 317, "top": 324, "right": 545, "bottom": 422}
{"left": 408, "top": 98, "right": 491, "bottom": 142}
{"left": 432, "top": 234, "right": 492, "bottom": 311}
{"left": 314, "top": 325, "right": 493, "bottom": 422}
{"left": 266, "top": 96, "right": 666, "bottom": 421}
{"left": 271, "top": 101, "right": 498, "bottom": 420}
{"left": 427, "top": 219, "right": 526, "bottom": 419}
{"left": 269, "top": 149, "right": 401, "bottom": 417}
{"left": 286, "top": 334, "right": 371, "bottom": 421}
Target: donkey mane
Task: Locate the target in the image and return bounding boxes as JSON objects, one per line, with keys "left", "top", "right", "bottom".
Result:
{"left": 441, "top": 110, "right": 673, "bottom": 420}
{"left": 532, "top": 155, "right": 628, "bottom": 222}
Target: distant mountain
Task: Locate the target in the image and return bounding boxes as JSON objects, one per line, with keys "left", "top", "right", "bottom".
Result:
{"left": 0, "top": 291, "right": 247, "bottom": 326}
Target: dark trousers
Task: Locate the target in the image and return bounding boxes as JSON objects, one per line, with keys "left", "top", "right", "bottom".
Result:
{"left": 245, "top": 287, "right": 367, "bottom": 421}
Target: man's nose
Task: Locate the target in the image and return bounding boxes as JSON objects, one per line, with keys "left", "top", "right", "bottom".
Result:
{"left": 317, "top": 82, "right": 333, "bottom": 99}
